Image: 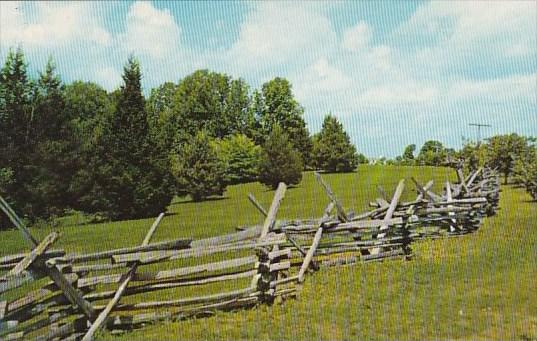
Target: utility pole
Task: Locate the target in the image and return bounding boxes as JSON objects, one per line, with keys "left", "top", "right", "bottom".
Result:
{"left": 469, "top": 123, "right": 491, "bottom": 143}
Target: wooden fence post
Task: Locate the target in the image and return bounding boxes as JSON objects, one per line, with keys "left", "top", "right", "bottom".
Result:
{"left": 248, "top": 192, "right": 320, "bottom": 269}
{"left": 370, "top": 179, "right": 405, "bottom": 255}
{"left": 251, "top": 183, "right": 286, "bottom": 302}
{"left": 0, "top": 196, "right": 96, "bottom": 320}
{"left": 456, "top": 169, "right": 470, "bottom": 194}
{"left": 247, "top": 193, "right": 268, "bottom": 217}
{"left": 298, "top": 202, "right": 334, "bottom": 283}
{"left": 81, "top": 212, "right": 165, "bottom": 341}
{"left": 260, "top": 183, "right": 287, "bottom": 238}
{"left": 445, "top": 181, "right": 459, "bottom": 233}
{"left": 411, "top": 178, "right": 440, "bottom": 202}
{"left": 314, "top": 172, "right": 348, "bottom": 222}
{"left": 3, "top": 232, "right": 58, "bottom": 279}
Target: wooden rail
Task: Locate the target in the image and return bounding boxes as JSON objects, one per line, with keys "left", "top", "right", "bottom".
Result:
{"left": 0, "top": 167, "right": 501, "bottom": 340}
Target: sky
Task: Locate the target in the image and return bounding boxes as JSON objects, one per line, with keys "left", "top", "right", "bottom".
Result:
{"left": 1, "top": 1, "right": 536, "bottom": 157}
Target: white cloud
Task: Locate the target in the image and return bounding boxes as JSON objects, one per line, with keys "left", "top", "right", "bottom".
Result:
{"left": 397, "top": 1, "right": 536, "bottom": 73}
{"left": 226, "top": 2, "right": 337, "bottom": 74}
{"left": 342, "top": 21, "right": 371, "bottom": 52}
{"left": 293, "top": 57, "right": 352, "bottom": 103}
{"left": 447, "top": 73, "right": 537, "bottom": 103}
{"left": 94, "top": 66, "right": 123, "bottom": 91}
{"left": 122, "top": 1, "right": 182, "bottom": 59}
{"left": 0, "top": 2, "right": 111, "bottom": 48}
{"left": 359, "top": 82, "right": 438, "bottom": 107}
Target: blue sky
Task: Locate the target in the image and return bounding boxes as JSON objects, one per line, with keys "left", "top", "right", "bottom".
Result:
{"left": 1, "top": 1, "right": 536, "bottom": 157}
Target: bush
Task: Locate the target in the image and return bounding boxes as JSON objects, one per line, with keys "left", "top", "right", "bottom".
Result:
{"left": 214, "top": 134, "right": 261, "bottom": 185}
{"left": 258, "top": 125, "right": 303, "bottom": 189}
{"left": 171, "top": 131, "right": 227, "bottom": 201}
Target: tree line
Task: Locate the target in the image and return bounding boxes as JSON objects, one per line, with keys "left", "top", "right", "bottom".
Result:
{"left": 389, "top": 135, "right": 537, "bottom": 198}
{"left": 0, "top": 48, "right": 363, "bottom": 226}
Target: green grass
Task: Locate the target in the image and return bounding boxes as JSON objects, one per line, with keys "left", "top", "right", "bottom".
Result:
{"left": 2, "top": 165, "right": 536, "bottom": 340}
{"left": 0, "top": 165, "right": 454, "bottom": 256}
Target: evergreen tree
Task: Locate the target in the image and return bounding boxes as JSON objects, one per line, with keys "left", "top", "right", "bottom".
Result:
{"left": 251, "top": 78, "right": 313, "bottom": 167}
{"left": 170, "top": 131, "right": 226, "bottom": 201}
{"left": 259, "top": 124, "right": 303, "bottom": 189}
{"left": 76, "top": 57, "right": 173, "bottom": 219}
{"left": 0, "top": 48, "right": 36, "bottom": 224}
{"left": 27, "top": 58, "right": 75, "bottom": 218}
{"left": 312, "top": 115, "right": 359, "bottom": 173}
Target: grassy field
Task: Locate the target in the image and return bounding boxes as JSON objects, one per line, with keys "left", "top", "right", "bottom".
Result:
{"left": 1, "top": 165, "right": 536, "bottom": 340}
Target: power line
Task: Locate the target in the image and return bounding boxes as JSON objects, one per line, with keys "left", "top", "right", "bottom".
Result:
{"left": 469, "top": 123, "right": 491, "bottom": 143}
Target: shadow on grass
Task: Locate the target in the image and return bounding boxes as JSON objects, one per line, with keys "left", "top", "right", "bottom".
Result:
{"left": 262, "top": 184, "right": 302, "bottom": 192}
{"left": 169, "top": 196, "right": 230, "bottom": 206}
{"left": 314, "top": 169, "right": 358, "bottom": 175}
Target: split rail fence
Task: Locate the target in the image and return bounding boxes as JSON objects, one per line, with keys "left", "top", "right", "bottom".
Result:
{"left": 0, "top": 167, "right": 500, "bottom": 340}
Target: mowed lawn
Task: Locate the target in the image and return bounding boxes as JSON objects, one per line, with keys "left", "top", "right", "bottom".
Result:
{"left": 1, "top": 165, "right": 536, "bottom": 340}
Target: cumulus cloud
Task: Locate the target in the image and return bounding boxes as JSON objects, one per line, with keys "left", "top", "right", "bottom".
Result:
{"left": 296, "top": 58, "right": 352, "bottom": 95}
{"left": 122, "top": 2, "right": 182, "bottom": 59}
{"left": 359, "top": 82, "right": 438, "bottom": 107}
{"left": 0, "top": 1, "right": 111, "bottom": 48}
{"left": 342, "top": 21, "right": 371, "bottom": 52}
{"left": 225, "top": 2, "right": 337, "bottom": 77}
{"left": 397, "top": 1, "right": 537, "bottom": 76}
{"left": 447, "top": 73, "right": 537, "bottom": 103}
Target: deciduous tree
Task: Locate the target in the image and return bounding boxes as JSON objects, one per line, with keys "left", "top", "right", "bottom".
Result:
{"left": 251, "top": 78, "right": 313, "bottom": 166}
{"left": 417, "top": 140, "right": 446, "bottom": 166}
{"left": 485, "top": 133, "right": 531, "bottom": 184}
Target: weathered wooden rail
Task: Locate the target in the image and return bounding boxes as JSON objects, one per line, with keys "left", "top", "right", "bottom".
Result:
{"left": 0, "top": 167, "right": 500, "bottom": 340}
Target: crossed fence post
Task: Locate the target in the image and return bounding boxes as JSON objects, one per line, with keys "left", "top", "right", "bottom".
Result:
{"left": 0, "top": 195, "right": 96, "bottom": 321}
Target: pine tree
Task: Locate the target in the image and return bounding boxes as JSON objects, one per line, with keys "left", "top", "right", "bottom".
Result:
{"left": 170, "top": 131, "right": 226, "bottom": 201}
{"left": 259, "top": 124, "right": 303, "bottom": 189}
{"left": 77, "top": 57, "right": 173, "bottom": 219}
{"left": 28, "top": 58, "right": 75, "bottom": 218}
{"left": 0, "top": 48, "right": 35, "bottom": 224}
{"left": 312, "top": 115, "right": 359, "bottom": 173}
